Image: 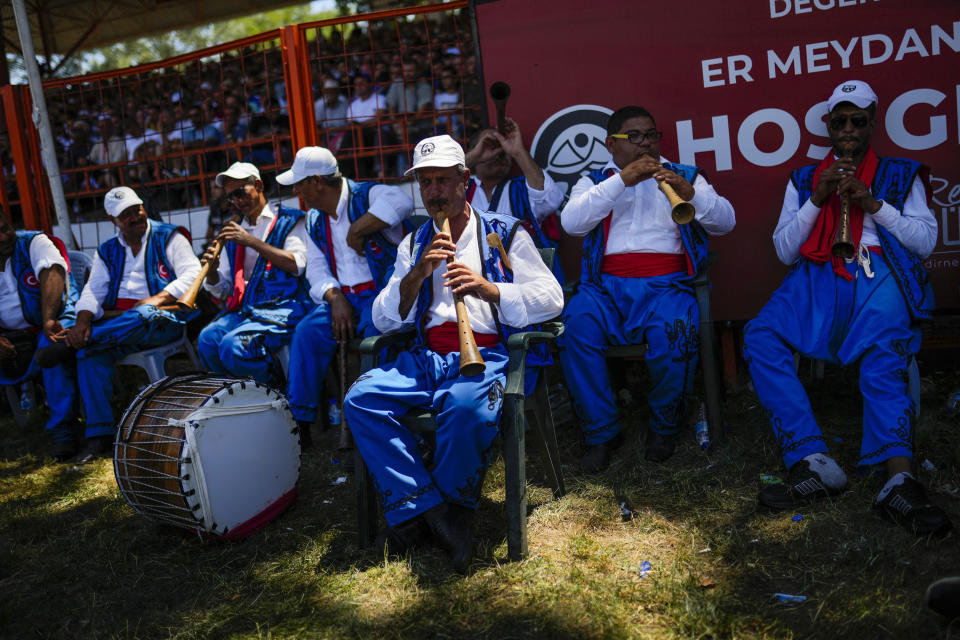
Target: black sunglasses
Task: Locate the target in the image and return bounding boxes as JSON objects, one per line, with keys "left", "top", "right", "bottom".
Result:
{"left": 828, "top": 114, "right": 870, "bottom": 131}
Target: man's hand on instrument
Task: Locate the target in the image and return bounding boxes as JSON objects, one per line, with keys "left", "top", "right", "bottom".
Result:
{"left": 810, "top": 158, "right": 858, "bottom": 207}
{"left": 653, "top": 168, "right": 695, "bottom": 202}
{"left": 414, "top": 231, "right": 456, "bottom": 282}
{"left": 136, "top": 292, "right": 174, "bottom": 309}
{"left": 64, "top": 318, "right": 92, "bottom": 350}
{"left": 497, "top": 118, "right": 525, "bottom": 159}
{"left": 443, "top": 261, "right": 499, "bottom": 303}
{"left": 620, "top": 155, "right": 662, "bottom": 187}
{"left": 839, "top": 175, "right": 881, "bottom": 213}
{"left": 465, "top": 130, "right": 503, "bottom": 166}
{"left": 0, "top": 336, "right": 16, "bottom": 359}
{"left": 216, "top": 221, "right": 255, "bottom": 247}
{"left": 325, "top": 289, "right": 356, "bottom": 341}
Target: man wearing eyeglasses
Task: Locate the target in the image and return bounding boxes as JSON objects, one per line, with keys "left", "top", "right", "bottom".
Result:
{"left": 197, "top": 162, "right": 310, "bottom": 386}
{"left": 559, "top": 106, "right": 735, "bottom": 473}
{"left": 275, "top": 146, "right": 414, "bottom": 448}
{"left": 743, "top": 80, "right": 950, "bottom": 537}
{"left": 465, "top": 118, "right": 566, "bottom": 283}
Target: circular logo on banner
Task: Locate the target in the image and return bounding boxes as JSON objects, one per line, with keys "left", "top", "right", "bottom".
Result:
{"left": 157, "top": 262, "right": 171, "bottom": 280}
{"left": 21, "top": 272, "right": 39, "bottom": 289}
{"left": 531, "top": 104, "right": 614, "bottom": 197}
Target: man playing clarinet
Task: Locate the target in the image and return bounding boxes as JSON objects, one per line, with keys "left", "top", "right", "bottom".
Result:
{"left": 559, "top": 105, "right": 735, "bottom": 472}
{"left": 344, "top": 135, "right": 563, "bottom": 572}
{"left": 744, "top": 80, "right": 952, "bottom": 536}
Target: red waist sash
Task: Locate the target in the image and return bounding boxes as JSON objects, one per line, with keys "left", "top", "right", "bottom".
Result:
{"left": 426, "top": 321, "right": 500, "bottom": 355}
{"left": 601, "top": 252, "right": 688, "bottom": 278}
{"left": 107, "top": 298, "right": 139, "bottom": 311}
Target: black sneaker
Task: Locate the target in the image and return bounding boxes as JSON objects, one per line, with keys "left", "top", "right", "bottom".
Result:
{"left": 51, "top": 439, "right": 77, "bottom": 463}
{"left": 925, "top": 576, "right": 960, "bottom": 619}
{"left": 644, "top": 429, "right": 676, "bottom": 463}
{"left": 758, "top": 459, "right": 845, "bottom": 510}
{"left": 873, "top": 476, "right": 953, "bottom": 537}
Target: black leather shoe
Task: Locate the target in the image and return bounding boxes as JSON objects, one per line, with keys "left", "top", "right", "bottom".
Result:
{"left": 758, "top": 459, "right": 845, "bottom": 510}
{"left": 51, "top": 439, "right": 77, "bottom": 463}
{"left": 35, "top": 342, "right": 76, "bottom": 369}
{"left": 423, "top": 504, "right": 473, "bottom": 573}
{"left": 644, "top": 430, "right": 676, "bottom": 463}
{"left": 581, "top": 433, "right": 623, "bottom": 473}
{"left": 72, "top": 436, "right": 113, "bottom": 464}
{"left": 874, "top": 476, "right": 953, "bottom": 537}
{"left": 374, "top": 516, "right": 431, "bottom": 558}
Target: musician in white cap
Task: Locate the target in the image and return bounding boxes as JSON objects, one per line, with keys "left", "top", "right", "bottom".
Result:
{"left": 344, "top": 134, "right": 563, "bottom": 572}
{"left": 276, "top": 146, "right": 413, "bottom": 448}
{"left": 43, "top": 186, "right": 200, "bottom": 463}
{"left": 744, "top": 79, "right": 951, "bottom": 536}
{"left": 196, "top": 161, "right": 310, "bottom": 386}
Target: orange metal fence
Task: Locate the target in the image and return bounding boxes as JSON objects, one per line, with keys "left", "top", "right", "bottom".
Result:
{"left": 3, "top": 1, "right": 480, "bottom": 251}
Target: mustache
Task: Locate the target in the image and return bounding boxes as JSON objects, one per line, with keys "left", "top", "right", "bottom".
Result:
{"left": 426, "top": 198, "right": 447, "bottom": 209}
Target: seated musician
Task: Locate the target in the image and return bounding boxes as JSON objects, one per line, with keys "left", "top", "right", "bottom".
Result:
{"left": 743, "top": 80, "right": 952, "bottom": 536}
{"left": 41, "top": 187, "right": 201, "bottom": 463}
{"left": 559, "top": 106, "right": 735, "bottom": 472}
{"left": 465, "top": 118, "right": 565, "bottom": 282}
{"left": 197, "top": 162, "right": 310, "bottom": 385}
{"left": 0, "top": 213, "right": 80, "bottom": 461}
{"left": 275, "top": 146, "right": 414, "bottom": 448}
{"left": 344, "top": 135, "right": 563, "bottom": 572}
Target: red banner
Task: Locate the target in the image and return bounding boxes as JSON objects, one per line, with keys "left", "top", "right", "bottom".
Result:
{"left": 475, "top": 0, "right": 960, "bottom": 320}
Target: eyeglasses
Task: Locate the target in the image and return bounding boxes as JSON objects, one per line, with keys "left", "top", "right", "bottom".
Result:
{"left": 610, "top": 130, "right": 663, "bottom": 144}
{"left": 226, "top": 186, "right": 250, "bottom": 202}
{"left": 828, "top": 114, "right": 870, "bottom": 131}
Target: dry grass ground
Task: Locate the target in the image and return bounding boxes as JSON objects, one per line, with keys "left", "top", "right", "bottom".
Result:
{"left": 1, "top": 354, "right": 958, "bottom": 639}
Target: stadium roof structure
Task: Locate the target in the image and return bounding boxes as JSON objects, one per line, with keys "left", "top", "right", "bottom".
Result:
{"left": 2, "top": 0, "right": 307, "bottom": 64}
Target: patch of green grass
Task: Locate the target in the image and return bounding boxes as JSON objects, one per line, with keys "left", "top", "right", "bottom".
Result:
{"left": 1, "top": 358, "right": 958, "bottom": 638}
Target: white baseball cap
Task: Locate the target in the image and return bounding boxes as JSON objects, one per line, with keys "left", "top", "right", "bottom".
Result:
{"left": 404, "top": 135, "right": 465, "bottom": 176}
{"left": 828, "top": 80, "right": 878, "bottom": 112}
{"left": 104, "top": 186, "right": 143, "bottom": 218}
{"left": 215, "top": 162, "right": 262, "bottom": 187}
{"left": 276, "top": 146, "right": 340, "bottom": 185}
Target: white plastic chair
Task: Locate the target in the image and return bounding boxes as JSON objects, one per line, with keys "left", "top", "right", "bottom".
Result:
{"left": 118, "top": 327, "right": 201, "bottom": 383}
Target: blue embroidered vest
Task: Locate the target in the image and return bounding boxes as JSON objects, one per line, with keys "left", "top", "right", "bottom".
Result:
{"left": 7, "top": 231, "right": 78, "bottom": 327}
{"left": 408, "top": 210, "right": 551, "bottom": 367}
{"left": 581, "top": 165, "right": 709, "bottom": 285}
{"left": 224, "top": 206, "right": 312, "bottom": 326}
{"left": 306, "top": 179, "right": 407, "bottom": 289}
{"left": 792, "top": 156, "right": 934, "bottom": 320}
{"left": 98, "top": 221, "right": 183, "bottom": 309}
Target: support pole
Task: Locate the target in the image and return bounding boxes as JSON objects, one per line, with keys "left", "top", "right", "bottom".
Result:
{"left": 10, "top": 0, "right": 76, "bottom": 248}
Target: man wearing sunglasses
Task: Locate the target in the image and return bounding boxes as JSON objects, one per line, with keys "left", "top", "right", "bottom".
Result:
{"left": 197, "top": 162, "right": 310, "bottom": 386}
{"left": 275, "top": 146, "right": 414, "bottom": 448}
{"left": 744, "top": 80, "right": 950, "bottom": 536}
{"left": 560, "top": 106, "right": 736, "bottom": 472}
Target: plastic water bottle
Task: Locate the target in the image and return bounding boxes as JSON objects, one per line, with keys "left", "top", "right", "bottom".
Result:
{"left": 694, "top": 402, "right": 709, "bottom": 450}
{"left": 328, "top": 398, "right": 341, "bottom": 428}
{"left": 19, "top": 383, "right": 35, "bottom": 411}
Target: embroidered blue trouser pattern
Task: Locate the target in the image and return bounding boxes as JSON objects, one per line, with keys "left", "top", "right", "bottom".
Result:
{"left": 345, "top": 345, "right": 537, "bottom": 527}
{"left": 77, "top": 305, "right": 184, "bottom": 438}
{"left": 743, "top": 258, "right": 917, "bottom": 469}
{"left": 196, "top": 312, "right": 294, "bottom": 386}
{"left": 287, "top": 289, "right": 377, "bottom": 423}
{"left": 558, "top": 272, "right": 699, "bottom": 446}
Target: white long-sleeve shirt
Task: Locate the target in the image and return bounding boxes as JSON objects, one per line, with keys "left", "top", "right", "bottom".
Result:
{"left": 306, "top": 182, "right": 415, "bottom": 303}
{"left": 772, "top": 173, "right": 937, "bottom": 265}
{"left": 561, "top": 158, "right": 736, "bottom": 253}
{"left": 0, "top": 233, "right": 67, "bottom": 330}
{"left": 204, "top": 203, "right": 308, "bottom": 300}
{"left": 373, "top": 206, "right": 563, "bottom": 335}
{"left": 77, "top": 220, "right": 201, "bottom": 320}
{"left": 468, "top": 174, "right": 565, "bottom": 222}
